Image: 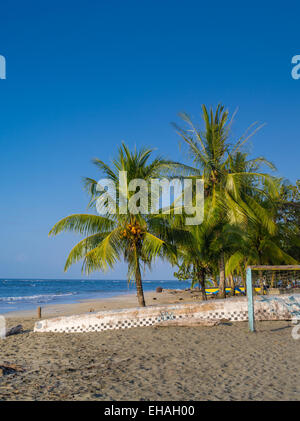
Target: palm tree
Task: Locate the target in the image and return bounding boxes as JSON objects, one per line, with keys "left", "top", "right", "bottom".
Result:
{"left": 276, "top": 180, "right": 300, "bottom": 262}
{"left": 172, "top": 193, "right": 242, "bottom": 300}
{"left": 173, "top": 203, "right": 221, "bottom": 300}
{"left": 173, "top": 104, "right": 278, "bottom": 298}
{"left": 49, "top": 143, "right": 177, "bottom": 307}
{"left": 226, "top": 204, "right": 298, "bottom": 292}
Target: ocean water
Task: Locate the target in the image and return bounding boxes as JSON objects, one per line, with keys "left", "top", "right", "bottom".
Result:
{"left": 0, "top": 278, "right": 192, "bottom": 314}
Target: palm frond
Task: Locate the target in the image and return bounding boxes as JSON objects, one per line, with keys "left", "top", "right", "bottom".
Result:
{"left": 49, "top": 214, "right": 115, "bottom": 236}
{"left": 64, "top": 232, "right": 108, "bottom": 271}
{"left": 83, "top": 228, "right": 122, "bottom": 273}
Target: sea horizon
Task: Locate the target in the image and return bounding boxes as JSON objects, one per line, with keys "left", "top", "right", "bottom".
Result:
{"left": 0, "top": 278, "right": 192, "bottom": 314}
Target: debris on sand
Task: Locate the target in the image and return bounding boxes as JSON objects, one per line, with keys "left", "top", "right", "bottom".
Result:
{"left": 0, "top": 364, "right": 25, "bottom": 376}
{"left": 5, "top": 325, "right": 23, "bottom": 337}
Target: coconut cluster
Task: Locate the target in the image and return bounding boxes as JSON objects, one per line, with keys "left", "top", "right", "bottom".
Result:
{"left": 121, "top": 222, "right": 143, "bottom": 239}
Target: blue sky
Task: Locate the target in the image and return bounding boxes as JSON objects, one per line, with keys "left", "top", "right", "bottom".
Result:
{"left": 0, "top": 0, "right": 299, "bottom": 280}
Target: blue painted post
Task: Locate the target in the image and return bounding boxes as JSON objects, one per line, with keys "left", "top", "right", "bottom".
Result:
{"left": 246, "top": 267, "right": 255, "bottom": 332}
{"left": 0, "top": 55, "right": 6, "bottom": 80}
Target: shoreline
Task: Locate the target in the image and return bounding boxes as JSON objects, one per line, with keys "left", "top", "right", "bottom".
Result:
{"left": 3, "top": 288, "right": 206, "bottom": 320}
{"left": 0, "top": 278, "right": 194, "bottom": 317}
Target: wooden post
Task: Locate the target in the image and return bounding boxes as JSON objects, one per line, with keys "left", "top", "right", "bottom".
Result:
{"left": 246, "top": 267, "right": 255, "bottom": 332}
{"left": 37, "top": 306, "right": 42, "bottom": 319}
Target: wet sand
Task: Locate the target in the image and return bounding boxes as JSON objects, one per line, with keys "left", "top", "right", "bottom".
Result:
{"left": 0, "top": 290, "right": 299, "bottom": 400}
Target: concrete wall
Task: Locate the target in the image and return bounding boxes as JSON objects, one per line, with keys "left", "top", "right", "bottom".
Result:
{"left": 34, "top": 294, "right": 300, "bottom": 333}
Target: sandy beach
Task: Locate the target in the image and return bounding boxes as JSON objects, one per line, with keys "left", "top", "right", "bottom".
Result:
{"left": 0, "top": 290, "right": 299, "bottom": 401}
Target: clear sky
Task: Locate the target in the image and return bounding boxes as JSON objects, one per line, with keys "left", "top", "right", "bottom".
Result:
{"left": 0, "top": 0, "right": 299, "bottom": 280}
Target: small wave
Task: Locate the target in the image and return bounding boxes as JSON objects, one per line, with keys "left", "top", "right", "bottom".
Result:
{"left": 0, "top": 292, "right": 75, "bottom": 302}
{"left": 0, "top": 279, "right": 64, "bottom": 283}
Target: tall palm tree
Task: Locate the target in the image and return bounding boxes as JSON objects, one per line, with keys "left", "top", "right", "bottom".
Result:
{"left": 276, "top": 180, "right": 300, "bottom": 262}
{"left": 172, "top": 198, "right": 241, "bottom": 300}
{"left": 173, "top": 104, "right": 278, "bottom": 298}
{"left": 225, "top": 204, "right": 298, "bottom": 292}
{"left": 173, "top": 203, "right": 220, "bottom": 300}
{"left": 49, "top": 143, "right": 177, "bottom": 307}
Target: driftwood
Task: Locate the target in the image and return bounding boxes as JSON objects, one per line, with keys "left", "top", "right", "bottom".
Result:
{"left": 156, "top": 318, "right": 230, "bottom": 327}
{"left": 5, "top": 325, "right": 23, "bottom": 337}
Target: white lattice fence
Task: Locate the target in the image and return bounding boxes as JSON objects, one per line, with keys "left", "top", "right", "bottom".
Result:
{"left": 33, "top": 294, "right": 300, "bottom": 333}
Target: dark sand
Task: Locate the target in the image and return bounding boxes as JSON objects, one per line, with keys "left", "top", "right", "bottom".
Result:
{"left": 0, "top": 290, "right": 299, "bottom": 400}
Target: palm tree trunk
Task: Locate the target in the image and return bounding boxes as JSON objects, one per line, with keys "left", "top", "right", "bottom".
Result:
{"left": 229, "top": 274, "right": 235, "bottom": 296}
{"left": 212, "top": 277, "right": 218, "bottom": 287}
{"left": 135, "top": 259, "right": 146, "bottom": 307}
{"left": 218, "top": 253, "right": 226, "bottom": 299}
{"left": 199, "top": 269, "right": 207, "bottom": 301}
